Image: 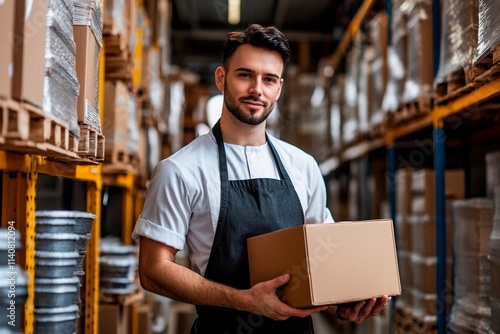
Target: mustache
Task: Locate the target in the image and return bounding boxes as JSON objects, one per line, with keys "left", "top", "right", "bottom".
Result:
{"left": 239, "top": 96, "right": 268, "bottom": 106}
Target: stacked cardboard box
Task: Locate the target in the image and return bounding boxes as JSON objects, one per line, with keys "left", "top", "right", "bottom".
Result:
{"left": 12, "top": 0, "right": 48, "bottom": 108}
{"left": 395, "top": 168, "right": 414, "bottom": 311}
{"left": 367, "top": 12, "right": 388, "bottom": 128}
{"left": 490, "top": 186, "right": 500, "bottom": 333}
{"left": 434, "top": 0, "right": 478, "bottom": 89}
{"left": 402, "top": 0, "right": 434, "bottom": 105}
{"left": 408, "top": 169, "right": 465, "bottom": 323}
{"left": 449, "top": 198, "right": 494, "bottom": 333}
{"left": 474, "top": 0, "right": 500, "bottom": 64}
{"left": 382, "top": 0, "right": 409, "bottom": 113}
{"left": 0, "top": 0, "right": 16, "bottom": 100}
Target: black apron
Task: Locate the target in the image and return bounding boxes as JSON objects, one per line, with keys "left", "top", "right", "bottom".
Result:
{"left": 192, "top": 121, "right": 313, "bottom": 334}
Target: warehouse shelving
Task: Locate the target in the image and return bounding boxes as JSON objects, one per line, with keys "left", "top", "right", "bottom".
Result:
{"left": 324, "top": 0, "right": 500, "bottom": 333}
{"left": 0, "top": 152, "right": 102, "bottom": 334}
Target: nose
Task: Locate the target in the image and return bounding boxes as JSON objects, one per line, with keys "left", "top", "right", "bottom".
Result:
{"left": 249, "top": 78, "right": 263, "bottom": 97}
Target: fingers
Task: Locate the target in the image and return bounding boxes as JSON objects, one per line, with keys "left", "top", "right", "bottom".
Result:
{"left": 336, "top": 295, "right": 392, "bottom": 324}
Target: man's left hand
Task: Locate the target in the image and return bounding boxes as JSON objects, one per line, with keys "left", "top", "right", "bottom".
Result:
{"left": 332, "top": 295, "right": 391, "bottom": 324}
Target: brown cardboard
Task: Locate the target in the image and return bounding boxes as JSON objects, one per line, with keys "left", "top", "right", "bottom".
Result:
{"left": 12, "top": 0, "right": 48, "bottom": 107}
{"left": 247, "top": 219, "right": 401, "bottom": 308}
{"left": 410, "top": 169, "right": 465, "bottom": 216}
{"left": 0, "top": 0, "right": 15, "bottom": 99}
{"left": 74, "top": 25, "right": 100, "bottom": 125}
{"left": 103, "top": 80, "right": 129, "bottom": 156}
{"left": 409, "top": 215, "right": 453, "bottom": 257}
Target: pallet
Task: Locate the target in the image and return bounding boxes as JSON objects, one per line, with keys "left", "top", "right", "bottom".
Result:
{"left": 410, "top": 316, "right": 437, "bottom": 334}
{"left": 77, "top": 124, "right": 105, "bottom": 162}
{"left": 469, "top": 45, "right": 500, "bottom": 84}
{"left": 435, "top": 68, "right": 479, "bottom": 104}
{"left": 394, "top": 306, "right": 413, "bottom": 334}
{"left": 0, "top": 99, "right": 78, "bottom": 158}
{"left": 393, "top": 95, "right": 433, "bottom": 125}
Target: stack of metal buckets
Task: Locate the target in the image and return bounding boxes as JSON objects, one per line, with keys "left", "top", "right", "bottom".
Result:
{"left": 0, "top": 228, "right": 27, "bottom": 334}
{"left": 34, "top": 211, "right": 96, "bottom": 334}
{"left": 99, "top": 238, "right": 138, "bottom": 295}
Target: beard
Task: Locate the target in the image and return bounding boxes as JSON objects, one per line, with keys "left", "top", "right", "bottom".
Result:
{"left": 223, "top": 81, "right": 275, "bottom": 126}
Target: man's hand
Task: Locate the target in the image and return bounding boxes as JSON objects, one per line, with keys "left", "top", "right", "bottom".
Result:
{"left": 245, "top": 274, "right": 328, "bottom": 321}
{"left": 333, "top": 295, "right": 391, "bottom": 324}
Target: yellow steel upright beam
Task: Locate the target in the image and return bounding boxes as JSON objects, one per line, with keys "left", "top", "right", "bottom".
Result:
{"left": 1, "top": 156, "right": 37, "bottom": 334}
{"left": 330, "top": 0, "right": 377, "bottom": 70}
{"left": 84, "top": 177, "right": 102, "bottom": 334}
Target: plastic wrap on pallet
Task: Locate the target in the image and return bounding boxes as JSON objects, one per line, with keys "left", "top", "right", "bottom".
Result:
{"left": 44, "top": 0, "right": 80, "bottom": 138}
{"left": 435, "top": 0, "right": 478, "bottom": 85}
{"left": 329, "top": 75, "right": 344, "bottom": 151}
{"left": 490, "top": 186, "right": 500, "bottom": 264}
{"left": 368, "top": 13, "right": 388, "bottom": 126}
{"left": 103, "top": 0, "right": 126, "bottom": 36}
{"left": 357, "top": 46, "right": 375, "bottom": 135}
{"left": 486, "top": 151, "right": 500, "bottom": 198}
{"left": 73, "top": 0, "right": 103, "bottom": 48}
{"left": 128, "top": 93, "right": 139, "bottom": 155}
{"left": 402, "top": 0, "right": 434, "bottom": 104}
{"left": 342, "top": 47, "right": 361, "bottom": 144}
{"left": 150, "top": 49, "right": 165, "bottom": 115}
{"left": 382, "top": 3, "right": 408, "bottom": 113}
{"left": 449, "top": 198, "right": 494, "bottom": 334}
{"left": 475, "top": 0, "right": 500, "bottom": 63}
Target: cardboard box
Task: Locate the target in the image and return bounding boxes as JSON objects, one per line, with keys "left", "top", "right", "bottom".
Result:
{"left": 410, "top": 169, "right": 465, "bottom": 216}
{"left": 247, "top": 219, "right": 401, "bottom": 308}
{"left": 0, "top": 0, "right": 15, "bottom": 99}
{"left": 12, "top": 0, "right": 48, "bottom": 107}
{"left": 98, "top": 304, "right": 130, "bottom": 334}
{"left": 104, "top": 80, "right": 129, "bottom": 157}
{"left": 74, "top": 25, "right": 101, "bottom": 129}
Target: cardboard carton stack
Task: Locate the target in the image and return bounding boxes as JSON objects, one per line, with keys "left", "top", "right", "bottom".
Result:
{"left": 44, "top": 0, "right": 80, "bottom": 139}
{"left": 357, "top": 46, "right": 375, "bottom": 136}
{"left": 408, "top": 169, "right": 464, "bottom": 325}
{"left": 448, "top": 198, "right": 494, "bottom": 333}
{"left": 73, "top": 0, "right": 105, "bottom": 161}
{"left": 0, "top": 0, "right": 16, "bottom": 101}
{"left": 382, "top": 0, "right": 409, "bottom": 114}
{"left": 395, "top": 169, "right": 414, "bottom": 312}
{"left": 401, "top": 0, "right": 434, "bottom": 110}
{"left": 474, "top": 0, "right": 500, "bottom": 65}
{"left": 434, "top": 0, "right": 478, "bottom": 97}
{"left": 490, "top": 186, "right": 500, "bottom": 333}
{"left": 342, "top": 33, "right": 362, "bottom": 146}
{"left": 367, "top": 12, "right": 388, "bottom": 131}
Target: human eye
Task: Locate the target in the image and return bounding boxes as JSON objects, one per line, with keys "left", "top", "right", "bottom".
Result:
{"left": 265, "top": 76, "right": 278, "bottom": 84}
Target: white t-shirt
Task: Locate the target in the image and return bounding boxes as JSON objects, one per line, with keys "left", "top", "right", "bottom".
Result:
{"left": 132, "top": 131, "right": 334, "bottom": 275}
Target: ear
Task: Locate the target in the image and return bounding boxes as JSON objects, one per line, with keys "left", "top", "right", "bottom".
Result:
{"left": 215, "top": 66, "right": 225, "bottom": 92}
{"left": 275, "top": 78, "right": 284, "bottom": 101}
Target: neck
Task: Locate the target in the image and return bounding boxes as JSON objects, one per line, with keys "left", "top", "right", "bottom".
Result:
{"left": 219, "top": 115, "right": 267, "bottom": 146}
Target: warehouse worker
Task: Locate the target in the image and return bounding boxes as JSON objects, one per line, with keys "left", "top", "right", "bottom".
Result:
{"left": 133, "top": 23, "right": 390, "bottom": 333}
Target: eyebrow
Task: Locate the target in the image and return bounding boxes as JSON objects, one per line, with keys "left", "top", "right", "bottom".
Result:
{"left": 235, "top": 67, "right": 281, "bottom": 80}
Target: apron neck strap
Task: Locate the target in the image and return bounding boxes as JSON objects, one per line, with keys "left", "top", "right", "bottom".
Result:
{"left": 212, "top": 120, "right": 291, "bottom": 182}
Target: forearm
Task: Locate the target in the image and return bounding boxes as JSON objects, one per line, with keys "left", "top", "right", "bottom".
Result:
{"left": 139, "top": 253, "right": 250, "bottom": 310}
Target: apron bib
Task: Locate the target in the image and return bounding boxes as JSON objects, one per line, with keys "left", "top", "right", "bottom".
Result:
{"left": 192, "top": 121, "right": 313, "bottom": 334}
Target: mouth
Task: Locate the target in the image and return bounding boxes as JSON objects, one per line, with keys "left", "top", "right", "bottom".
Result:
{"left": 241, "top": 98, "right": 266, "bottom": 108}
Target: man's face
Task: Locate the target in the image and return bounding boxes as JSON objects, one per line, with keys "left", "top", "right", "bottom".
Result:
{"left": 216, "top": 44, "right": 284, "bottom": 126}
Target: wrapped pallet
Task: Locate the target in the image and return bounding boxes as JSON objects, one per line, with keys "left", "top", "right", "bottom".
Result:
{"left": 486, "top": 150, "right": 500, "bottom": 198}
{"left": 475, "top": 0, "right": 500, "bottom": 64}
{"left": 342, "top": 34, "right": 362, "bottom": 145}
{"left": 490, "top": 186, "right": 500, "bottom": 333}
{"left": 402, "top": 0, "right": 434, "bottom": 105}
{"left": 367, "top": 12, "right": 388, "bottom": 127}
{"left": 382, "top": 1, "right": 409, "bottom": 113}
{"left": 43, "top": 0, "right": 80, "bottom": 138}
{"left": 329, "top": 75, "right": 344, "bottom": 151}
{"left": 73, "top": 0, "right": 103, "bottom": 132}
{"left": 357, "top": 46, "right": 375, "bottom": 135}
{"left": 449, "top": 198, "right": 494, "bottom": 333}
{"left": 434, "top": 0, "right": 478, "bottom": 87}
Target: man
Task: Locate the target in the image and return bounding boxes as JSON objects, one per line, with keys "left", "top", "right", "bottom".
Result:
{"left": 133, "top": 24, "right": 390, "bottom": 333}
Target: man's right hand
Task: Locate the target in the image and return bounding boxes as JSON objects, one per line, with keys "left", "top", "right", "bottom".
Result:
{"left": 244, "top": 274, "right": 328, "bottom": 320}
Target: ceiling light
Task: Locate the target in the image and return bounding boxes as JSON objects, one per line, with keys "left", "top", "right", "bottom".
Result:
{"left": 228, "top": 0, "right": 241, "bottom": 25}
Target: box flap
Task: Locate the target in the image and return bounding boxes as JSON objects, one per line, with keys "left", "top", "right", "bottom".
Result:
{"left": 247, "top": 225, "right": 312, "bottom": 307}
